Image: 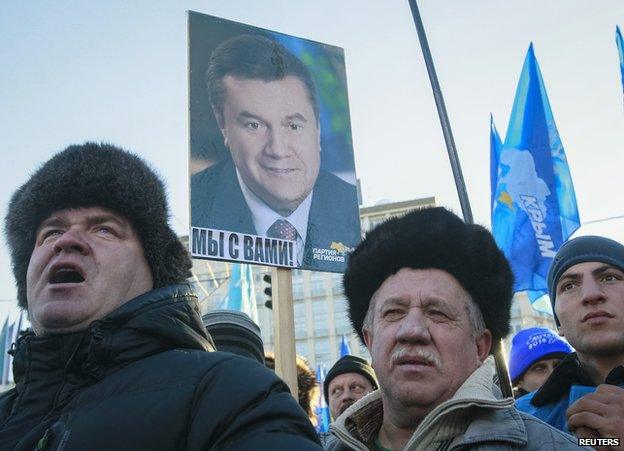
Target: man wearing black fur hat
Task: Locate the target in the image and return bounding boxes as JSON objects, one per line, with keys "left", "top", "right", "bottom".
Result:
{"left": 323, "top": 355, "right": 378, "bottom": 421}
{"left": 516, "top": 235, "right": 624, "bottom": 445}
{"left": 0, "top": 142, "right": 321, "bottom": 450}
{"left": 325, "top": 207, "right": 583, "bottom": 450}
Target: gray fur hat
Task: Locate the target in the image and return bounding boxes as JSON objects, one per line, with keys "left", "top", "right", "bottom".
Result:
{"left": 344, "top": 207, "right": 513, "bottom": 347}
{"left": 5, "top": 142, "right": 192, "bottom": 309}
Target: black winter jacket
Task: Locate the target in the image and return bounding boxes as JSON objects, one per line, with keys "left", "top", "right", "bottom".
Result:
{"left": 0, "top": 284, "right": 321, "bottom": 450}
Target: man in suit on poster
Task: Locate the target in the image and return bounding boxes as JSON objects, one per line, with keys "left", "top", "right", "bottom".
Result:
{"left": 191, "top": 34, "right": 359, "bottom": 271}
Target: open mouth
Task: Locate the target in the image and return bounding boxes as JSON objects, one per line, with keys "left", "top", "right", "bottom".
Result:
{"left": 49, "top": 266, "right": 85, "bottom": 284}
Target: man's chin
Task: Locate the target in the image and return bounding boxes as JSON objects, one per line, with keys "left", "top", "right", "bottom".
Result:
{"left": 31, "top": 301, "right": 92, "bottom": 335}
{"left": 263, "top": 194, "right": 308, "bottom": 217}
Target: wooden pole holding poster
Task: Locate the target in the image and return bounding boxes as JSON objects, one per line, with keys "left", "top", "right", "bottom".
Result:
{"left": 271, "top": 266, "right": 299, "bottom": 400}
{"left": 407, "top": 0, "right": 514, "bottom": 398}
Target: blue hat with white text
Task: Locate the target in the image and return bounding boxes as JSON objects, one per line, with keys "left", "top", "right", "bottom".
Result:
{"left": 508, "top": 327, "right": 572, "bottom": 383}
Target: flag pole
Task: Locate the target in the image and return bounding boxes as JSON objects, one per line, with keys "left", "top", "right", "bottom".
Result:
{"left": 407, "top": 0, "right": 472, "bottom": 224}
{"left": 407, "top": 0, "right": 513, "bottom": 398}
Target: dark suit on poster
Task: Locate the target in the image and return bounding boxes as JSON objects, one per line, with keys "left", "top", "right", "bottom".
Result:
{"left": 191, "top": 158, "right": 360, "bottom": 272}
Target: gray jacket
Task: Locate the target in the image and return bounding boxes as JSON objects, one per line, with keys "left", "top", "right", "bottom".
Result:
{"left": 324, "top": 357, "right": 586, "bottom": 451}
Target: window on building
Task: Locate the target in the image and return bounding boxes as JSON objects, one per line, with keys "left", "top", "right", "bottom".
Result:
{"left": 333, "top": 297, "right": 353, "bottom": 335}
{"left": 331, "top": 273, "right": 344, "bottom": 295}
{"left": 294, "top": 301, "right": 308, "bottom": 339}
{"left": 311, "top": 279, "right": 326, "bottom": 297}
{"left": 313, "top": 299, "right": 328, "bottom": 336}
{"left": 315, "top": 337, "right": 331, "bottom": 367}
{"left": 292, "top": 282, "right": 304, "bottom": 300}
{"left": 296, "top": 340, "right": 309, "bottom": 359}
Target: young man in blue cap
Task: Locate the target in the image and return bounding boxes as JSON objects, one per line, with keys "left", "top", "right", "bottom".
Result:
{"left": 509, "top": 327, "right": 572, "bottom": 398}
{"left": 516, "top": 235, "right": 624, "bottom": 444}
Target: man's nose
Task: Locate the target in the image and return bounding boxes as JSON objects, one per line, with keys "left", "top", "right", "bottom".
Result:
{"left": 580, "top": 278, "right": 605, "bottom": 305}
{"left": 396, "top": 309, "right": 431, "bottom": 344}
{"left": 339, "top": 391, "right": 355, "bottom": 403}
{"left": 265, "top": 128, "right": 292, "bottom": 158}
{"left": 53, "top": 229, "right": 90, "bottom": 255}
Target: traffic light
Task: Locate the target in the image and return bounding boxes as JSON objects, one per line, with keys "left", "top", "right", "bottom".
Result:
{"left": 263, "top": 273, "right": 272, "bottom": 309}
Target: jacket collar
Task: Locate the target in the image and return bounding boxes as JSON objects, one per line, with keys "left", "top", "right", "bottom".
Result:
{"left": 331, "top": 357, "right": 522, "bottom": 450}
{"left": 13, "top": 284, "right": 214, "bottom": 386}
{"left": 531, "top": 352, "right": 624, "bottom": 407}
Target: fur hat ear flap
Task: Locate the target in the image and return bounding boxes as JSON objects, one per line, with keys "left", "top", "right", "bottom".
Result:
{"left": 4, "top": 142, "right": 192, "bottom": 309}
{"left": 343, "top": 207, "right": 514, "bottom": 348}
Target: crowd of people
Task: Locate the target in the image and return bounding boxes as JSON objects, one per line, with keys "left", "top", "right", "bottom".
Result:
{"left": 0, "top": 142, "right": 622, "bottom": 450}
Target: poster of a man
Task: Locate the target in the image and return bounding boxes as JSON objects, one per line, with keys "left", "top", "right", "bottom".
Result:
{"left": 189, "top": 12, "right": 360, "bottom": 273}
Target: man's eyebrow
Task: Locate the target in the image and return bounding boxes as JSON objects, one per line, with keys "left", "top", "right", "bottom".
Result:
{"left": 37, "top": 213, "right": 127, "bottom": 232}
{"left": 84, "top": 214, "right": 128, "bottom": 228}
{"left": 592, "top": 264, "right": 623, "bottom": 277}
{"left": 423, "top": 297, "right": 453, "bottom": 309}
{"left": 37, "top": 216, "right": 68, "bottom": 231}
{"left": 285, "top": 113, "right": 308, "bottom": 123}
{"left": 379, "top": 297, "right": 409, "bottom": 308}
{"left": 557, "top": 272, "right": 581, "bottom": 284}
{"left": 558, "top": 264, "right": 619, "bottom": 283}
{"left": 237, "top": 110, "right": 266, "bottom": 122}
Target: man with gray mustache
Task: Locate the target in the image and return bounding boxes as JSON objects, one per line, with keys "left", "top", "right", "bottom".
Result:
{"left": 324, "top": 207, "right": 584, "bottom": 450}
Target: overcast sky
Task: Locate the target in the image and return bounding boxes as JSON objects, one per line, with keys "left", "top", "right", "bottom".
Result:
{"left": 1, "top": 1, "right": 623, "bottom": 319}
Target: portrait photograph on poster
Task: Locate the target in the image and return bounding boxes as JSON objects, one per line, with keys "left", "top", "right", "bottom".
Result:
{"left": 188, "top": 11, "right": 360, "bottom": 272}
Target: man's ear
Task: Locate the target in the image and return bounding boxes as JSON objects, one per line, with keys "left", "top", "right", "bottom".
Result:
{"left": 476, "top": 329, "right": 492, "bottom": 362}
{"left": 363, "top": 328, "right": 373, "bottom": 351}
{"left": 212, "top": 108, "right": 228, "bottom": 147}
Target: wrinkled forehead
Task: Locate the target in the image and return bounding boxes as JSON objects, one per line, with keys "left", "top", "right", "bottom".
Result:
{"left": 372, "top": 268, "right": 471, "bottom": 307}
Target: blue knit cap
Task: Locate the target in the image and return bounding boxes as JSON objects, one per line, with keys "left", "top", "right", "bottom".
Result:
{"left": 547, "top": 235, "right": 624, "bottom": 324}
{"left": 508, "top": 327, "right": 572, "bottom": 383}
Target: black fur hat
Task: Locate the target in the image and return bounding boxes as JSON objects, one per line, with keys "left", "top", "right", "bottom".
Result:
{"left": 5, "top": 142, "right": 192, "bottom": 309}
{"left": 344, "top": 207, "right": 513, "bottom": 348}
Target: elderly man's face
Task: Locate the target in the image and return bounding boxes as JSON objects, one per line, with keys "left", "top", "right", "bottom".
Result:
{"left": 218, "top": 75, "right": 321, "bottom": 216}
{"left": 328, "top": 372, "right": 375, "bottom": 420}
{"left": 26, "top": 207, "right": 153, "bottom": 335}
{"left": 555, "top": 262, "right": 624, "bottom": 357}
{"left": 363, "top": 268, "right": 491, "bottom": 415}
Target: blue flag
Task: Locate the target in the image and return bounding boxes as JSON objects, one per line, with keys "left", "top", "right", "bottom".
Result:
{"left": 491, "top": 44, "right": 580, "bottom": 303}
{"left": 617, "top": 26, "right": 624, "bottom": 95}
{"left": 220, "top": 264, "right": 258, "bottom": 323}
{"left": 339, "top": 335, "right": 351, "bottom": 358}
{"left": 0, "top": 317, "right": 7, "bottom": 385}
{"left": 315, "top": 364, "right": 331, "bottom": 432}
